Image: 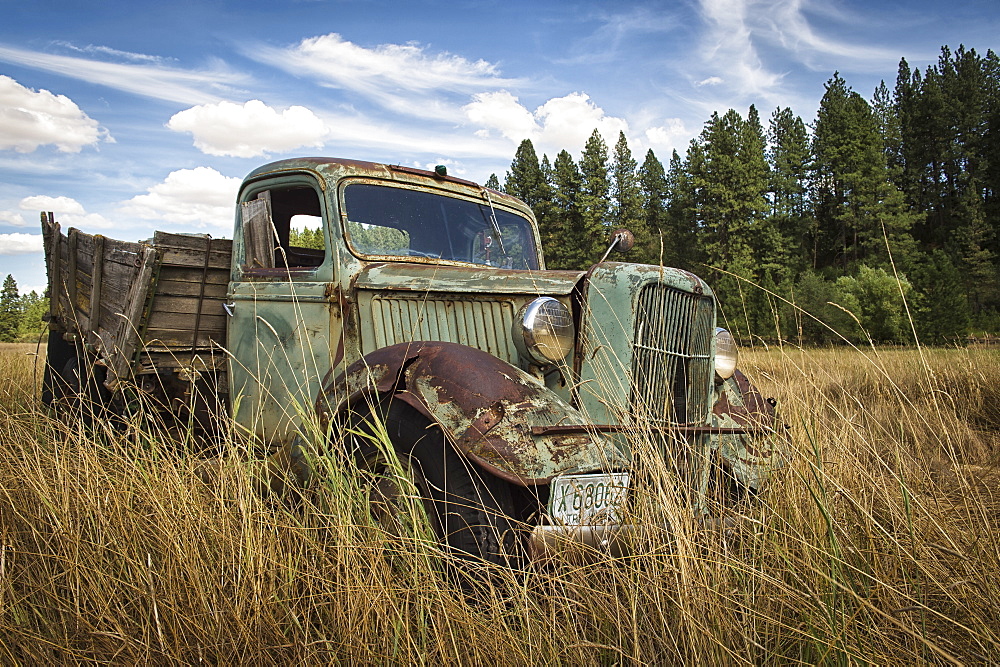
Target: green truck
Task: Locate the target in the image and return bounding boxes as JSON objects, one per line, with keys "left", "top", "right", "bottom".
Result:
{"left": 42, "top": 156, "right": 784, "bottom": 564}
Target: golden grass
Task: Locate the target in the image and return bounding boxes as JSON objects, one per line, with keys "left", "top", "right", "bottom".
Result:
{"left": 1, "top": 341, "right": 998, "bottom": 664}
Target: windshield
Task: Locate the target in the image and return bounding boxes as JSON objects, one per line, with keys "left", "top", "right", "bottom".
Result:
{"left": 342, "top": 183, "right": 540, "bottom": 270}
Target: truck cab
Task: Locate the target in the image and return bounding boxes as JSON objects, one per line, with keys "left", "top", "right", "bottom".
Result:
{"left": 224, "top": 157, "right": 784, "bottom": 561}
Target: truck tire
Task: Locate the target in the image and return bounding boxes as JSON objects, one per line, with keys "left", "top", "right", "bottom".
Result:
{"left": 49, "top": 352, "right": 111, "bottom": 422}
{"left": 345, "top": 398, "right": 522, "bottom": 569}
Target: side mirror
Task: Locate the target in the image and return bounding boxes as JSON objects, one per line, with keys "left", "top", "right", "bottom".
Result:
{"left": 610, "top": 229, "right": 635, "bottom": 253}
{"left": 599, "top": 229, "right": 636, "bottom": 263}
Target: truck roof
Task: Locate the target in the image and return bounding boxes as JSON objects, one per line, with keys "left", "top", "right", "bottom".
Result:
{"left": 242, "top": 156, "right": 525, "bottom": 211}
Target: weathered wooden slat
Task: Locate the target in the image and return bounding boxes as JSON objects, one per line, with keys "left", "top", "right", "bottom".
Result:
{"left": 156, "top": 274, "right": 229, "bottom": 302}
{"left": 148, "top": 295, "right": 229, "bottom": 316}
{"left": 73, "top": 231, "right": 97, "bottom": 276}
{"left": 154, "top": 278, "right": 229, "bottom": 298}
{"left": 88, "top": 235, "right": 106, "bottom": 345}
{"left": 242, "top": 195, "right": 275, "bottom": 269}
{"left": 158, "top": 246, "right": 232, "bottom": 270}
{"left": 108, "top": 246, "right": 158, "bottom": 385}
{"left": 146, "top": 310, "right": 226, "bottom": 331}
{"left": 42, "top": 216, "right": 62, "bottom": 322}
{"left": 67, "top": 229, "right": 79, "bottom": 318}
{"left": 157, "top": 265, "right": 230, "bottom": 285}
{"left": 143, "top": 328, "right": 225, "bottom": 349}
{"left": 138, "top": 351, "right": 228, "bottom": 371}
{"left": 153, "top": 231, "right": 233, "bottom": 253}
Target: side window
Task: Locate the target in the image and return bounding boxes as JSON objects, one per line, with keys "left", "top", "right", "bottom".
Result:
{"left": 240, "top": 185, "right": 325, "bottom": 274}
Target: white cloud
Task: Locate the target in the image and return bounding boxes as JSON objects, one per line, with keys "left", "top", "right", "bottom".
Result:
{"left": 535, "top": 93, "right": 629, "bottom": 151}
{"left": 0, "top": 75, "right": 109, "bottom": 153}
{"left": 167, "top": 100, "right": 329, "bottom": 158}
{"left": 0, "top": 44, "right": 247, "bottom": 105}
{"left": 120, "top": 167, "right": 240, "bottom": 229}
{"left": 0, "top": 210, "right": 26, "bottom": 226}
{"left": 644, "top": 118, "right": 691, "bottom": 155}
{"left": 19, "top": 195, "right": 86, "bottom": 215}
{"left": 0, "top": 233, "right": 43, "bottom": 255}
{"left": 462, "top": 91, "right": 539, "bottom": 143}
{"left": 464, "top": 91, "right": 628, "bottom": 155}
{"left": 695, "top": 76, "right": 724, "bottom": 87}
{"left": 17, "top": 195, "right": 114, "bottom": 230}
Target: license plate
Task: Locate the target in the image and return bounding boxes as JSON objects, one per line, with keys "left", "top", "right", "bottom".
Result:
{"left": 548, "top": 473, "right": 629, "bottom": 525}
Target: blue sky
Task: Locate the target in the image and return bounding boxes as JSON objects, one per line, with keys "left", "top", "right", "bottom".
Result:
{"left": 1, "top": 0, "right": 997, "bottom": 294}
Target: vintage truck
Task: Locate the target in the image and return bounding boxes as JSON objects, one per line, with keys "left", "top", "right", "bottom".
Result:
{"left": 41, "top": 156, "right": 784, "bottom": 564}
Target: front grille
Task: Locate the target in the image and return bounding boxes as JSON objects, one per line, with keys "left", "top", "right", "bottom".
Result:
{"left": 369, "top": 296, "right": 518, "bottom": 362}
{"left": 632, "top": 286, "right": 714, "bottom": 424}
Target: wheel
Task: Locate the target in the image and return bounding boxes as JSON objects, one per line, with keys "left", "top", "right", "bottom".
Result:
{"left": 48, "top": 351, "right": 111, "bottom": 422}
{"left": 345, "top": 397, "right": 522, "bottom": 568}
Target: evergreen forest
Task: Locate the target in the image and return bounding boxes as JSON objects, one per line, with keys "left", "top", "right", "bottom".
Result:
{"left": 493, "top": 46, "right": 1000, "bottom": 345}
{"left": 0, "top": 274, "right": 48, "bottom": 343}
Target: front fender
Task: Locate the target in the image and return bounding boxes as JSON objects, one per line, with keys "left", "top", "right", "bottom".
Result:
{"left": 318, "top": 341, "right": 627, "bottom": 486}
{"left": 711, "top": 369, "right": 787, "bottom": 489}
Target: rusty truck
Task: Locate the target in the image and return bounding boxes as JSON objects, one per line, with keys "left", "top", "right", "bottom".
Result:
{"left": 41, "top": 156, "right": 784, "bottom": 564}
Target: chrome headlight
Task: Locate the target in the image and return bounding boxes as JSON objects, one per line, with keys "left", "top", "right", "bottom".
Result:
{"left": 519, "top": 297, "right": 574, "bottom": 365}
{"left": 714, "top": 327, "right": 738, "bottom": 380}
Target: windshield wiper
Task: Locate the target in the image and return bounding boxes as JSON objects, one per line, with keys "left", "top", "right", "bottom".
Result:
{"left": 481, "top": 188, "right": 509, "bottom": 259}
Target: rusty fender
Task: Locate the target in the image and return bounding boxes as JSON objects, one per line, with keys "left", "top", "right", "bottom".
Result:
{"left": 317, "top": 341, "right": 627, "bottom": 486}
{"left": 711, "top": 369, "right": 788, "bottom": 490}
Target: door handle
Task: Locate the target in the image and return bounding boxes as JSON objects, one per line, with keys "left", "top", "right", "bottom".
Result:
{"left": 223, "top": 302, "right": 235, "bottom": 317}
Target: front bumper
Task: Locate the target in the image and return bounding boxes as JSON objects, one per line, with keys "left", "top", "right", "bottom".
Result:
{"left": 528, "top": 523, "right": 635, "bottom": 559}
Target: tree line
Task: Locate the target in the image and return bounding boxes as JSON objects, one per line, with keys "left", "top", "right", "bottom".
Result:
{"left": 491, "top": 45, "right": 1000, "bottom": 345}
{"left": 0, "top": 275, "right": 48, "bottom": 343}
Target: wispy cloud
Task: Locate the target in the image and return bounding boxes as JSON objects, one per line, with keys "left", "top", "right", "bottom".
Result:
{"left": 50, "top": 41, "right": 175, "bottom": 65}
{"left": 249, "top": 33, "right": 525, "bottom": 121}
{"left": 758, "top": 0, "right": 901, "bottom": 70}
{"left": 555, "top": 7, "right": 682, "bottom": 66}
{"left": 0, "top": 43, "right": 249, "bottom": 105}
{"left": 696, "top": 0, "right": 785, "bottom": 99}
{"left": 690, "top": 0, "right": 901, "bottom": 104}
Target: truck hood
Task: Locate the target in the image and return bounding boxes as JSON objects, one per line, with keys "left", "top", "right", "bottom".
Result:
{"left": 353, "top": 262, "right": 585, "bottom": 296}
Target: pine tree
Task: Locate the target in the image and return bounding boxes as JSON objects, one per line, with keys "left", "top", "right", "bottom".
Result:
{"left": 549, "top": 150, "right": 585, "bottom": 269}
{"left": 910, "top": 249, "right": 971, "bottom": 343}
{"left": 610, "top": 131, "right": 646, "bottom": 260}
{"left": 812, "top": 73, "right": 917, "bottom": 270}
{"left": 638, "top": 148, "right": 668, "bottom": 265}
{"left": 0, "top": 274, "right": 21, "bottom": 342}
{"left": 872, "top": 80, "right": 903, "bottom": 180}
{"left": 767, "top": 107, "right": 812, "bottom": 272}
{"left": 669, "top": 145, "right": 703, "bottom": 272}
{"left": 577, "top": 129, "right": 612, "bottom": 265}
{"left": 16, "top": 290, "right": 48, "bottom": 341}
{"left": 484, "top": 173, "right": 501, "bottom": 191}
{"left": 690, "top": 109, "right": 765, "bottom": 274}
{"left": 504, "top": 139, "right": 545, "bottom": 207}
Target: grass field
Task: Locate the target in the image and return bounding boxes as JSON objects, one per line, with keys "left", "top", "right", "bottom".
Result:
{"left": 1, "top": 340, "right": 998, "bottom": 664}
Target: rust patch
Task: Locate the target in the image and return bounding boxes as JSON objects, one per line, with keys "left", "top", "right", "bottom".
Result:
{"left": 713, "top": 369, "right": 777, "bottom": 430}
{"left": 320, "top": 341, "right": 625, "bottom": 484}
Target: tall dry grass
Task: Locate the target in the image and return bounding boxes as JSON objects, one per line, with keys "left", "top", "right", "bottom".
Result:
{"left": 1, "top": 340, "right": 998, "bottom": 664}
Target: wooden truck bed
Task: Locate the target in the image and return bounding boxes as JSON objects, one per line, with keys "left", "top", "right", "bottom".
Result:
{"left": 42, "top": 214, "right": 233, "bottom": 392}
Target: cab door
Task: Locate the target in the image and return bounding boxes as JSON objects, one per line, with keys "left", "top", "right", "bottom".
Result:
{"left": 226, "top": 174, "right": 338, "bottom": 447}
